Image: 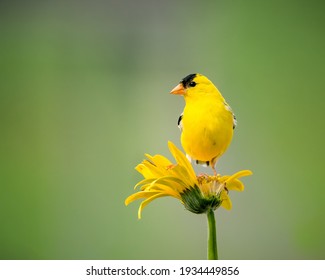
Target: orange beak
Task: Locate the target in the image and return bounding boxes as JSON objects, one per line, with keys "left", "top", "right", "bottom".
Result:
{"left": 170, "top": 83, "right": 186, "bottom": 95}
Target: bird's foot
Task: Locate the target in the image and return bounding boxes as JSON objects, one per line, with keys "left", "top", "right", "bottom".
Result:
{"left": 197, "top": 173, "right": 209, "bottom": 179}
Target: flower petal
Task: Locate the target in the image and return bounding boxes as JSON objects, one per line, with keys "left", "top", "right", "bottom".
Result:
{"left": 145, "top": 154, "right": 172, "bottom": 168}
{"left": 226, "top": 179, "right": 244, "bottom": 191}
{"left": 168, "top": 141, "right": 197, "bottom": 183}
{"left": 221, "top": 170, "right": 253, "bottom": 184}
{"left": 135, "top": 163, "right": 157, "bottom": 179}
{"left": 149, "top": 176, "right": 189, "bottom": 192}
{"left": 220, "top": 191, "right": 232, "bottom": 210}
{"left": 134, "top": 178, "right": 156, "bottom": 189}
{"left": 140, "top": 160, "right": 165, "bottom": 177}
{"left": 147, "top": 184, "right": 181, "bottom": 199}
{"left": 170, "top": 165, "right": 196, "bottom": 188}
{"left": 138, "top": 193, "right": 169, "bottom": 219}
{"left": 125, "top": 191, "right": 160, "bottom": 206}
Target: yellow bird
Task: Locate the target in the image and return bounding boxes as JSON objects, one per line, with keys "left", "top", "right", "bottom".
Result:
{"left": 170, "top": 73, "right": 236, "bottom": 175}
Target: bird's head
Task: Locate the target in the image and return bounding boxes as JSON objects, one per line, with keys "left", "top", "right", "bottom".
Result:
{"left": 170, "top": 73, "right": 222, "bottom": 100}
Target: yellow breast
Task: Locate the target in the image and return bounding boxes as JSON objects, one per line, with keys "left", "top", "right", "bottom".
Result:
{"left": 181, "top": 96, "right": 234, "bottom": 163}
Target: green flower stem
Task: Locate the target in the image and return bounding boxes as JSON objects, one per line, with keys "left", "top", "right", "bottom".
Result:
{"left": 207, "top": 209, "right": 218, "bottom": 260}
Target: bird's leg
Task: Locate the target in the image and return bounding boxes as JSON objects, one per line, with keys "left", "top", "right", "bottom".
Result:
{"left": 212, "top": 165, "right": 217, "bottom": 176}
{"left": 210, "top": 158, "right": 218, "bottom": 176}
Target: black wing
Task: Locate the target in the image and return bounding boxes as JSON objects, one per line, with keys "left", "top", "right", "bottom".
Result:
{"left": 177, "top": 113, "right": 183, "bottom": 131}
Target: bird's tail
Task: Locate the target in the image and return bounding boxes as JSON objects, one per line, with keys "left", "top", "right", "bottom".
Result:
{"left": 186, "top": 154, "right": 211, "bottom": 167}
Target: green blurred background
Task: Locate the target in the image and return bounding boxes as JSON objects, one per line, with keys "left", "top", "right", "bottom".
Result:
{"left": 1, "top": 0, "right": 324, "bottom": 259}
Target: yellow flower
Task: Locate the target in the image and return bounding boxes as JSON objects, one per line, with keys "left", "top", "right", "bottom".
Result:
{"left": 125, "top": 141, "right": 252, "bottom": 219}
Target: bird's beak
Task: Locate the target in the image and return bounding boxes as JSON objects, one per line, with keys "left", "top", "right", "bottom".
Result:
{"left": 170, "top": 83, "right": 185, "bottom": 95}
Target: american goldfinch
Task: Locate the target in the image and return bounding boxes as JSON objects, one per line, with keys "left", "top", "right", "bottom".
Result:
{"left": 170, "top": 73, "right": 236, "bottom": 174}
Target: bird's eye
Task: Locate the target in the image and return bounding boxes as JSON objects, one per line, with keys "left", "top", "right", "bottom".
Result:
{"left": 189, "top": 81, "right": 196, "bottom": 87}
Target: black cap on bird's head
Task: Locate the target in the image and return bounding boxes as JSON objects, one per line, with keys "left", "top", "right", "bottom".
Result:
{"left": 170, "top": 73, "right": 198, "bottom": 95}
{"left": 181, "top": 73, "right": 197, "bottom": 88}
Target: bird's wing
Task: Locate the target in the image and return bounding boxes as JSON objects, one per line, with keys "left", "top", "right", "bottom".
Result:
{"left": 224, "top": 102, "right": 237, "bottom": 129}
{"left": 177, "top": 113, "right": 183, "bottom": 131}
{"left": 232, "top": 114, "right": 237, "bottom": 129}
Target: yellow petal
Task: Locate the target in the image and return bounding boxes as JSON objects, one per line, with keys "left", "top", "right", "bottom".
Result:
{"left": 135, "top": 163, "right": 156, "bottom": 179}
{"left": 221, "top": 170, "right": 253, "bottom": 183}
{"left": 145, "top": 154, "right": 172, "bottom": 168}
{"left": 148, "top": 184, "right": 181, "bottom": 199}
{"left": 149, "top": 176, "right": 188, "bottom": 192}
{"left": 226, "top": 179, "right": 244, "bottom": 191}
{"left": 170, "top": 165, "right": 196, "bottom": 188}
{"left": 138, "top": 193, "right": 169, "bottom": 219}
{"left": 168, "top": 141, "right": 197, "bottom": 183}
{"left": 220, "top": 191, "right": 232, "bottom": 210}
{"left": 141, "top": 160, "right": 165, "bottom": 177}
{"left": 125, "top": 191, "right": 160, "bottom": 206}
{"left": 134, "top": 178, "right": 156, "bottom": 189}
